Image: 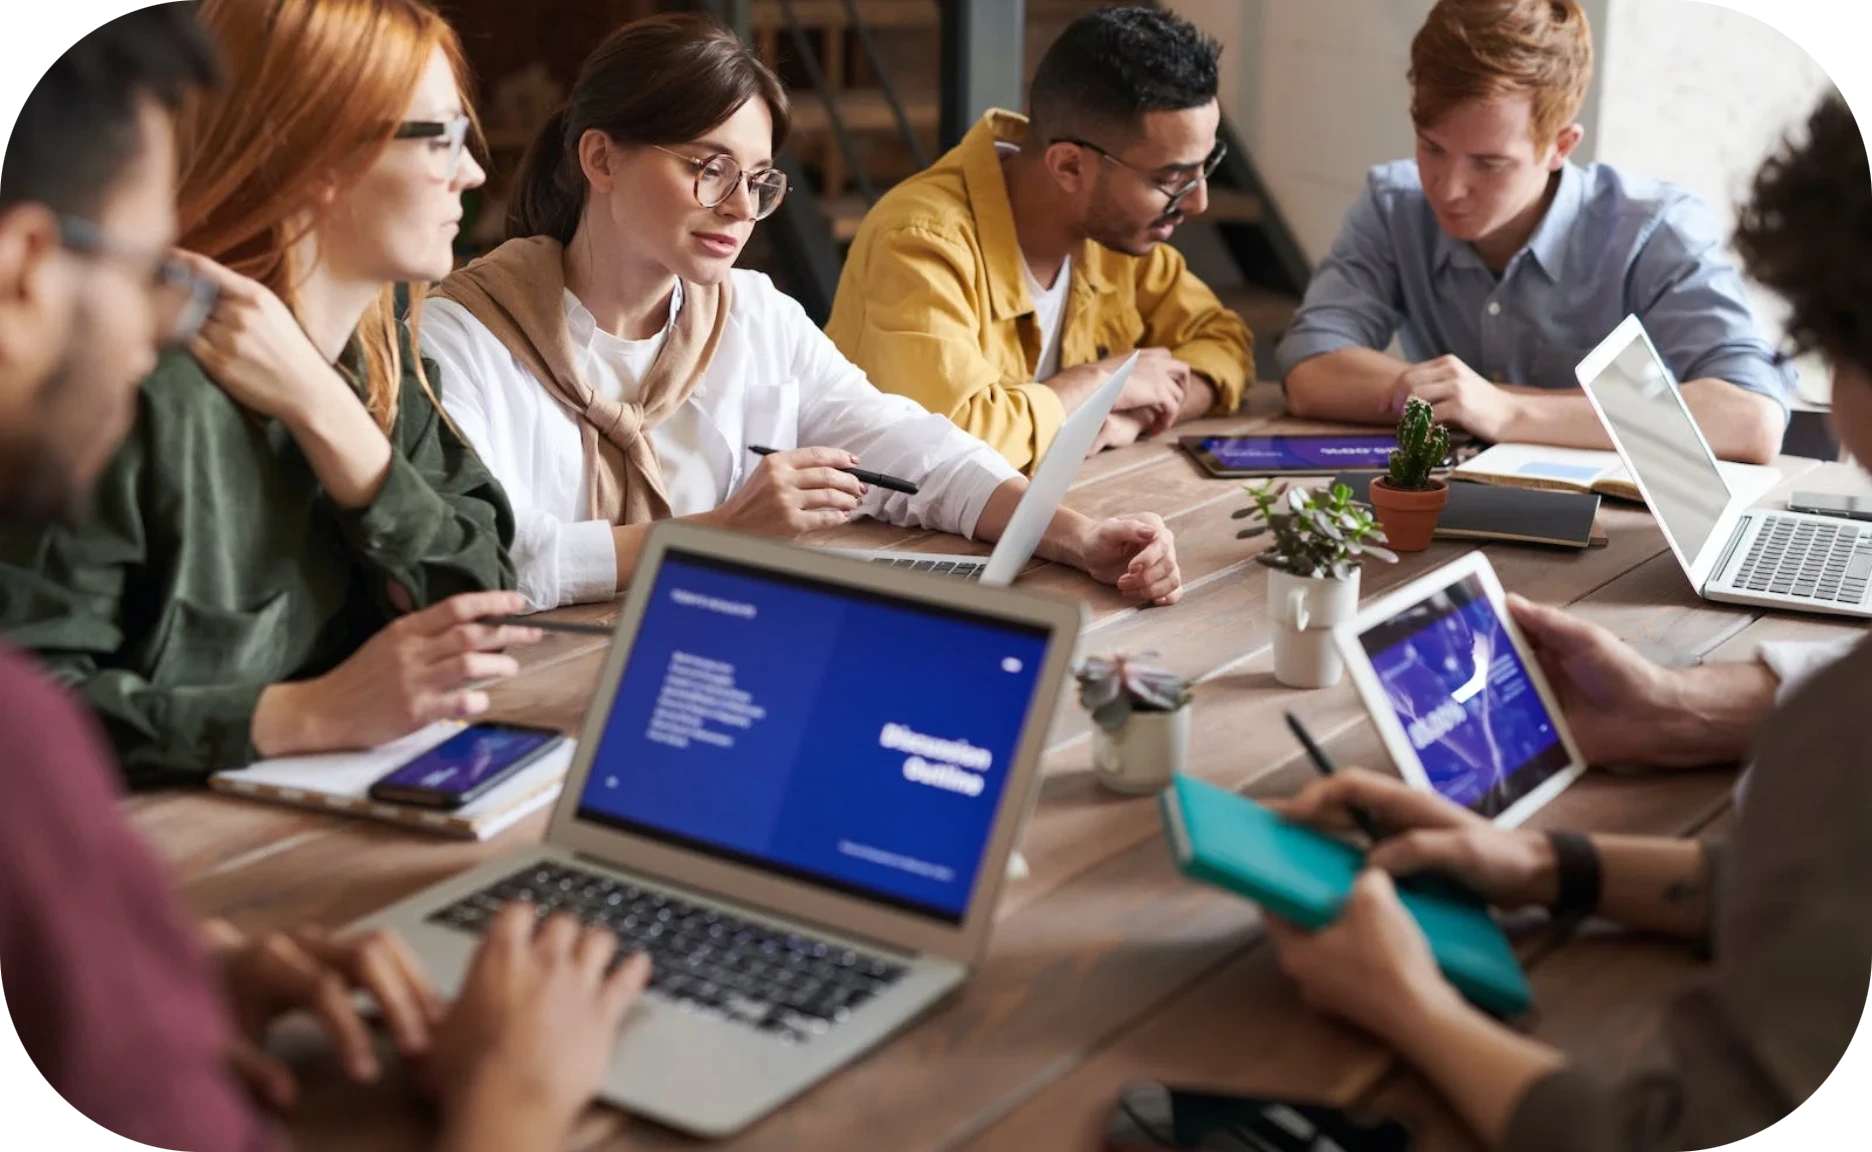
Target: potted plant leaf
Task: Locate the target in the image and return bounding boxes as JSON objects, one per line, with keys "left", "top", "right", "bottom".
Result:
{"left": 1368, "top": 396, "right": 1452, "bottom": 552}
{"left": 1235, "top": 481, "right": 1397, "bottom": 688}
{"left": 1075, "top": 652, "right": 1192, "bottom": 794}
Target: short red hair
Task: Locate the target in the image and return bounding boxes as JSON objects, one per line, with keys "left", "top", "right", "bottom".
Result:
{"left": 1409, "top": 0, "right": 1593, "bottom": 146}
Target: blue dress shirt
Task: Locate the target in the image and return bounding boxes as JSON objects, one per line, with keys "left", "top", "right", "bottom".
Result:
{"left": 1276, "top": 160, "right": 1794, "bottom": 412}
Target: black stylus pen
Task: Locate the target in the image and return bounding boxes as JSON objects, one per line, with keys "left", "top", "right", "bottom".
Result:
{"left": 1285, "top": 710, "right": 1488, "bottom": 905}
{"left": 485, "top": 615, "right": 614, "bottom": 637}
{"left": 1284, "top": 710, "right": 1388, "bottom": 844}
{"left": 747, "top": 445, "right": 920, "bottom": 495}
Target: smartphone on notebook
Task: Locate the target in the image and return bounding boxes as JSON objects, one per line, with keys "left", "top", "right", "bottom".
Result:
{"left": 1105, "top": 1082, "right": 1412, "bottom": 1151}
{"left": 367, "top": 723, "right": 565, "bottom": 810}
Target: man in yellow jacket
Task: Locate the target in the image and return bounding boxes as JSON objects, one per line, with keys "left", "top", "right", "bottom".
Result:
{"left": 825, "top": 6, "right": 1254, "bottom": 474}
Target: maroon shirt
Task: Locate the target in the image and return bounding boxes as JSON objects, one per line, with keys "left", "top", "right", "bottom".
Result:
{"left": 0, "top": 643, "right": 281, "bottom": 1150}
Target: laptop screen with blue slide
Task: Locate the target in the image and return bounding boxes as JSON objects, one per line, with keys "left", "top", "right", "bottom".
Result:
{"left": 1355, "top": 572, "right": 1573, "bottom": 818}
{"left": 575, "top": 550, "right": 1052, "bottom": 924}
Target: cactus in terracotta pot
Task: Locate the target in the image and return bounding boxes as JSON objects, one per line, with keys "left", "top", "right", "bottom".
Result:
{"left": 1369, "top": 397, "right": 1452, "bottom": 551}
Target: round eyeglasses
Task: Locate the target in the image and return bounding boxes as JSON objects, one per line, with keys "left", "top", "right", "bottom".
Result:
{"left": 394, "top": 115, "right": 473, "bottom": 181}
{"left": 654, "top": 146, "right": 790, "bottom": 221}
{"left": 1052, "top": 137, "right": 1228, "bottom": 216}
{"left": 57, "top": 216, "right": 218, "bottom": 346}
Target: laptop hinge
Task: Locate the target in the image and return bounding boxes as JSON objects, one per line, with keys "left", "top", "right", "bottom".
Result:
{"left": 565, "top": 849, "right": 918, "bottom": 960}
{"left": 1711, "top": 516, "right": 1751, "bottom": 586}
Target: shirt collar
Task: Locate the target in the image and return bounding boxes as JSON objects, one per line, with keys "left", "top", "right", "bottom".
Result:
{"left": 1432, "top": 162, "right": 1582, "bottom": 281}
{"left": 561, "top": 280, "right": 684, "bottom": 350}
{"left": 1522, "top": 162, "right": 1582, "bottom": 280}
{"left": 962, "top": 109, "right": 1036, "bottom": 323}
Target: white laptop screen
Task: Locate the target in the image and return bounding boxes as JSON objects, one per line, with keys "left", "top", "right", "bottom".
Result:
{"left": 575, "top": 550, "right": 1053, "bottom": 925}
{"left": 1584, "top": 328, "right": 1732, "bottom": 561}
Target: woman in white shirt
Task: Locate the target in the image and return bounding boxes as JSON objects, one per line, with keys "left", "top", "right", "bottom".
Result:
{"left": 422, "top": 13, "right": 1184, "bottom": 610}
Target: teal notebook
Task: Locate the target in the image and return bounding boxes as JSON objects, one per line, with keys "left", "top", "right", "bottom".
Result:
{"left": 1161, "top": 774, "right": 1532, "bottom": 1017}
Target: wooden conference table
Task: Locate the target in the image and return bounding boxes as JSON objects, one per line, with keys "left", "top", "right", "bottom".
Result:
{"left": 128, "top": 386, "right": 1867, "bottom": 1151}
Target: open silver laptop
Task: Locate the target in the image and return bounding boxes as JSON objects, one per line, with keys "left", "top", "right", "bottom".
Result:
{"left": 1578, "top": 315, "right": 1872, "bottom": 619}
{"left": 839, "top": 351, "right": 1139, "bottom": 584}
{"left": 353, "top": 522, "right": 1083, "bottom": 1136}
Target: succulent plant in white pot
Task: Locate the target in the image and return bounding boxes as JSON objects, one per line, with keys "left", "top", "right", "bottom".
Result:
{"left": 1075, "top": 652, "right": 1192, "bottom": 794}
{"left": 1235, "top": 482, "right": 1397, "bottom": 688}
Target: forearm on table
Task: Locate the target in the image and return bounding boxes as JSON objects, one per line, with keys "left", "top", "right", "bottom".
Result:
{"left": 973, "top": 477, "right": 1094, "bottom": 569}
{"left": 1176, "top": 373, "right": 1219, "bottom": 423}
{"left": 1653, "top": 658, "right": 1779, "bottom": 767}
{"left": 1494, "top": 387, "right": 1615, "bottom": 449}
{"left": 1497, "top": 379, "right": 1781, "bottom": 463}
{"left": 1282, "top": 348, "right": 1407, "bottom": 423}
{"left": 1589, "top": 835, "right": 1714, "bottom": 940}
{"left": 286, "top": 386, "right": 395, "bottom": 508}
{"left": 1042, "top": 365, "right": 1104, "bottom": 413}
{"left": 1679, "top": 378, "right": 1784, "bottom": 465}
{"left": 609, "top": 522, "right": 656, "bottom": 592}
{"left": 1385, "top": 993, "right": 1569, "bottom": 1147}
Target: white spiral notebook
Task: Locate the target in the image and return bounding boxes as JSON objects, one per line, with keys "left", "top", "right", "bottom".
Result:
{"left": 208, "top": 722, "right": 574, "bottom": 840}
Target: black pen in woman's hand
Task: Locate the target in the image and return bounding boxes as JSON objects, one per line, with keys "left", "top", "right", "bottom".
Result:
{"left": 747, "top": 445, "right": 920, "bottom": 495}
{"left": 485, "top": 615, "right": 614, "bottom": 637}
{"left": 1284, "top": 710, "right": 1388, "bottom": 844}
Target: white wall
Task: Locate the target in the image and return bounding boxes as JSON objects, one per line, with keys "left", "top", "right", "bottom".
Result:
{"left": 1176, "top": 0, "right": 1834, "bottom": 394}
{"left": 1594, "top": 2, "right": 1834, "bottom": 398}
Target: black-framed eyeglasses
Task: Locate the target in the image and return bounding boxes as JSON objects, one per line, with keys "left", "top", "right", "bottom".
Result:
{"left": 56, "top": 216, "right": 218, "bottom": 345}
{"left": 1052, "top": 137, "right": 1227, "bottom": 214}
{"left": 653, "top": 146, "right": 790, "bottom": 221}
{"left": 394, "top": 115, "right": 473, "bottom": 180}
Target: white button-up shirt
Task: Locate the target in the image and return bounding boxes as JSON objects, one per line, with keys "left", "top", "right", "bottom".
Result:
{"left": 422, "top": 269, "right": 1019, "bottom": 609}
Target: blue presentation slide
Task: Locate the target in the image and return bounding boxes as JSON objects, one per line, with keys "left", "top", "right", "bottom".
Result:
{"left": 1363, "top": 583, "right": 1561, "bottom": 810}
{"left": 1201, "top": 435, "right": 1399, "bottom": 471}
{"left": 577, "top": 552, "right": 1051, "bottom": 923}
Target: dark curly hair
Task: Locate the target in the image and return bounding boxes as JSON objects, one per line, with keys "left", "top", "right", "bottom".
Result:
{"left": 1734, "top": 94, "right": 1872, "bottom": 375}
{"left": 1027, "top": 6, "right": 1221, "bottom": 150}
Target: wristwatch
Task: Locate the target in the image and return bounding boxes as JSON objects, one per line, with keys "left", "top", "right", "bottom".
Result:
{"left": 1545, "top": 830, "right": 1602, "bottom": 924}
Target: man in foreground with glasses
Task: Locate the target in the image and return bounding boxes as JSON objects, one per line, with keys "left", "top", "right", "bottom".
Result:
{"left": 1278, "top": 0, "right": 1790, "bottom": 464}
{"left": 826, "top": 6, "right": 1253, "bottom": 473}
{"left": 1, "top": 8, "right": 659, "bottom": 1152}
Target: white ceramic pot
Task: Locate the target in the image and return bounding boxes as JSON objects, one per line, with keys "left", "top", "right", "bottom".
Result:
{"left": 1268, "top": 567, "right": 1361, "bottom": 688}
{"left": 1092, "top": 705, "right": 1191, "bottom": 795}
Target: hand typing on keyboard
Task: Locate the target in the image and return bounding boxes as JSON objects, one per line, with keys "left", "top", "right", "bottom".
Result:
{"left": 422, "top": 901, "right": 652, "bottom": 1141}
{"left": 434, "top": 864, "right": 907, "bottom": 1046}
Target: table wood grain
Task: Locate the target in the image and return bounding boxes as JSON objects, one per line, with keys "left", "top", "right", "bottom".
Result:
{"left": 128, "top": 392, "right": 1867, "bottom": 1151}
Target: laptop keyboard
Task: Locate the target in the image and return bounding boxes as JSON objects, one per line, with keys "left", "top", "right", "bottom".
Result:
{"left": 1731, "top": 516, "right": 1872, "bottom": 603}
{"left": 428, "top": 863, "right": 909, "bottom": 1045}
{"left": 869, "top": 556, "right": 985, "bottom": 580}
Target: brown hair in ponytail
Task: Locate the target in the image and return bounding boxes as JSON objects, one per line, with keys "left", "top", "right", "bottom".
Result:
{"left": 507, "top": 12, "right": 788, "bottom": 244}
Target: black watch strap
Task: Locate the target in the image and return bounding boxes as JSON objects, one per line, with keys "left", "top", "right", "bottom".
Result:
{"left": 1546, "top": 830, "right": 1602, "bottom": 924}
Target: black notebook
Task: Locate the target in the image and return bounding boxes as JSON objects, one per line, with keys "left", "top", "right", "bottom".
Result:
{"left": 1331, "top": 472, "right": 1603, "bottom": 550}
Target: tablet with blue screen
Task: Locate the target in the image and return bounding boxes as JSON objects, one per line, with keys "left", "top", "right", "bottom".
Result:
{"left": 1179, "top": 434, "right": 1411, "bottom": 478}
{"left": 1332, "top": 554, "right": 1587, "bottom": 827}
{"left": 1175, "top": 432, "right": 1407, "bottom": 477}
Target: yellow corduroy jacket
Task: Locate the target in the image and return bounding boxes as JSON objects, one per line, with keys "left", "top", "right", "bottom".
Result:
{"left": 826, "top": 109, "right": 1253, "bottom": 473}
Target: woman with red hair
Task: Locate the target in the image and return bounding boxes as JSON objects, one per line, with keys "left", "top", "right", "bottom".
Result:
{"left": 0, "top": 0, "right": 539, "bottom": 784}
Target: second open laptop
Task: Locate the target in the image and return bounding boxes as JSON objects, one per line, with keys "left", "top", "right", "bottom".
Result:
{"left": 352, "top": 522, "right": 1084, "bottom": 1136}
{"left": 1577, "top": 315, "right": 1872, "bottom": 620}
{"left": 833, "top": 351, "right": 1140, "bottom": 585}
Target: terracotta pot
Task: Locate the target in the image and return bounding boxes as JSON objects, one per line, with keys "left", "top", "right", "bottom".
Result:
{"left": 1369, "top": 477, "right": 1450, "bottom": 552}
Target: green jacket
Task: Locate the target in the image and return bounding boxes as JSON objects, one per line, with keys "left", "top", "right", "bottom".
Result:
{"left": 0, "top": 345, "right": 517, "bottom": 787}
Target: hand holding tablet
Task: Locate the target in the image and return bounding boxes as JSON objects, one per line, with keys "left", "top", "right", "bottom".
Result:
{"left": 1330, "top": 554, "right": 1588, "bottom": 827}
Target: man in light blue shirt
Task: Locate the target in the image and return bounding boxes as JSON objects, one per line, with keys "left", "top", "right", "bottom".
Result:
{"left": 1278, "top": 0, "right": 1790, "bottom": 464}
